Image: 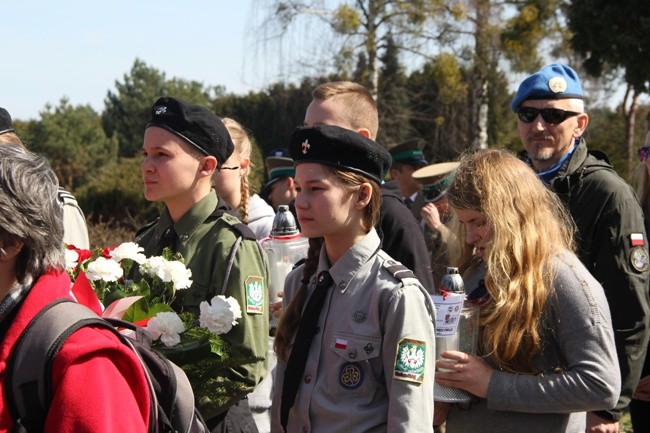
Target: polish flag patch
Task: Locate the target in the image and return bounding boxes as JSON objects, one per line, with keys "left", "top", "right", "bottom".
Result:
{"left": 335, "top": 338, "right": 348, "bottom": 349}
{"left": 631, "top": 233, "right": 645, "bottom": 247}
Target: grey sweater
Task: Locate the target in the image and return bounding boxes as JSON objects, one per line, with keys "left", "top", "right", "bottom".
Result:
{"left": 445, "top": 252, "right": 621, "bottom": 433}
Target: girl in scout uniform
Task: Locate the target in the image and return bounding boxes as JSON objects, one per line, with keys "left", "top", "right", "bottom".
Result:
{"left": 435, "top": 149, "right": 620, "bottom": 433}
{"left": 270, "top": 125, "right": 436, "bottom": 433}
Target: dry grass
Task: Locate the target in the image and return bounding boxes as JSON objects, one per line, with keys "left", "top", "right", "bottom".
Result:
{"left": 87, "top": 218, "right": 141, "bottom": 250}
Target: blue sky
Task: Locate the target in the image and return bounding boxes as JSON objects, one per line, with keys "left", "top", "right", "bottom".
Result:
{"left": 1, "top": 0, "right": 273, "bottom": 120}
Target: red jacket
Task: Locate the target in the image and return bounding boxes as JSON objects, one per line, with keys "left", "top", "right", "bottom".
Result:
{"left": 0, "top": 270, "right": 150, "bottom": 433}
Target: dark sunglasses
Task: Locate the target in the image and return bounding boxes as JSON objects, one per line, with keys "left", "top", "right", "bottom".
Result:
{"left": 638, "top": 147, "right": 650, "bottom": 162}
{"left": 517, "top": 107, "right": 581, "bottom": 124}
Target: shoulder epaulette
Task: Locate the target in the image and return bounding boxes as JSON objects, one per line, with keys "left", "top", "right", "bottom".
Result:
{"left": 210, "top": 199, "right": 257, "bottom": 241}
{"left": 219, "top": 213, "right": 257, "bottom": 241}
{"left": 382, "top": 258, "right": 417, "bottom": 281}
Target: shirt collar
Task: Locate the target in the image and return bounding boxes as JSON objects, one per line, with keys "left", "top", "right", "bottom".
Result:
{"left": 154, "top": 190, "right": 218, "bottom": 244}
{"left": 314, "top": 229, "right": 381, "bottom": 294}
{"left": 534, "top": 138, "right": 579, "bottom": 184}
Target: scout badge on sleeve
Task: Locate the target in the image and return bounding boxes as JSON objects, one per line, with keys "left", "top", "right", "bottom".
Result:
{"left": 245, "top": 276, "right": 265, "bottom": 313}
{"left": 629, "top": 233, "right": 649, "bottom": 272}
{"left": 393, "top": 338, "right": 426, "bottom": 383}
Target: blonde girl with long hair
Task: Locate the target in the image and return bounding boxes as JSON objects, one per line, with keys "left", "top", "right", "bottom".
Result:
{"left": 270, "top": 125, "right": 435, "bottom": 433}
{"left": 435, "top": 149, "right": 620, "bottom": 433}
{"left": 213, "top": 117, "right": 275, "bottom": 240}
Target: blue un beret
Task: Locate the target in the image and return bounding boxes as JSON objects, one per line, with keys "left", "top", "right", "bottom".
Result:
{"left": 147, "top": 97, "right": 234, "bottom": 166}
{"left": 289, "top": 125, "right": 392, "bottom": 185}
{"left": 511, "top": 64, "right": 583, "bottom": 112}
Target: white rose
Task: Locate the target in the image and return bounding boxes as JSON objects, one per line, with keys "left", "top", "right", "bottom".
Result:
{"left": 85, "top": 257, "right": 124, "bottom": 282}
{"left": 199, "top": 295, "right": 240, "bottom": 335}
{"left": 145, "top": 312, "right": 185, "bottom": 347}
{"left": 110, "top": 242, "right": 146, "bottom": 264}
{"left": 64, "top": 249, "right": 79, "bottom": 270}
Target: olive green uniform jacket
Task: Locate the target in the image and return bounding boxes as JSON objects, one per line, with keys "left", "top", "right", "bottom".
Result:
{"left": 136, "top": 191, "right": 269, "bottom": 420}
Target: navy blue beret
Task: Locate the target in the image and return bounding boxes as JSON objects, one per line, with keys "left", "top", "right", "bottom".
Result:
{"left": 147, "top": 97, "right": 234, "bottom": 166}
{"left": 511, "top": 64, "right": 583, "bottom": 112}
{"left": 289, "top": 125, "right": 391, "bottom": 185}
{"left": 0, "top": 107, "right": 15, "bottom": 135}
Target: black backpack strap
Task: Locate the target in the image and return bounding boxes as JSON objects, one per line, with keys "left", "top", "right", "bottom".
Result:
{"left": 5, "top": 299, "right": 107, "bottom": 432}
{"left": 213, "top": 204, "right": 268, "bottom": 296}
{"left": 103, "top": 319, "right": 207, "bottom": 433}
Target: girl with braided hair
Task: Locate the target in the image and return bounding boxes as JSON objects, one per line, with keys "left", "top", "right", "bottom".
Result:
{"left": 213, "top": 117, "right": 275, "bottom": 241}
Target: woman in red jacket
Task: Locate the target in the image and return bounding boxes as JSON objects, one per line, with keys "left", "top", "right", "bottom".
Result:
{"left": 0, "top": 143, "right": 150, "bottom": 433}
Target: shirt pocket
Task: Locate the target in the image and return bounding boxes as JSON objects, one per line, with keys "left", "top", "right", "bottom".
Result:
{"left": 326, "top": 332, "right": 383, "bottom": 396}
{"left": 177, "top": 279, "right": 210, "bottom": 312}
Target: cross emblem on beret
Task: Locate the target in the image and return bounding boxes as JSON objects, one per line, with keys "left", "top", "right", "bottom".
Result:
{"left": 154, "top": 105, "right": 167, "bottom": 115}
{"left": 301, "top": 139, "right": 311, "bottom": 154}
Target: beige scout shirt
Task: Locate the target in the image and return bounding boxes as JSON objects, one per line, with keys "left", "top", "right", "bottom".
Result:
{"left": 271, "top": 229, "right": 436, "bottom": 433}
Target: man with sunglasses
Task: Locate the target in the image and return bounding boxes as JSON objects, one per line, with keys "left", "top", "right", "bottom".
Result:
{"left": 513, "top": 64, "right": 650, "bottom": 433}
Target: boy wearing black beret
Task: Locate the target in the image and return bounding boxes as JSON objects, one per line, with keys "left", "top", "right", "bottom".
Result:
{"left": 303, "top": 81, "right": 434, "bottom": 293}
{"left": 136, "top": 97, "right": 269, "bottom": 432}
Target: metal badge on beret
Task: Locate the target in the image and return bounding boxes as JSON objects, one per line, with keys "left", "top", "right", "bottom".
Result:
{"left": 147, "top": 96, "right": 234, "bottom": 166}
{"left": 301, "top": 139, "right": 310, "bottom": 154}
{"left": 289, "top": 125, "right": 392, "bottom": 185}
{"left": 511, "top": 63, "right": 584, "bottom": 112}
{"left": 548, "top": 77, "right": 568, "bottom": 93}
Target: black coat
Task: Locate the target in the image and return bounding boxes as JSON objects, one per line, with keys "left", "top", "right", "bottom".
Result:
{"left": 379, "top": 181, "right": 435, "bottom": 293}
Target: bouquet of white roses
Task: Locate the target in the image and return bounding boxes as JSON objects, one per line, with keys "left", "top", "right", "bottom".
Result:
{"left": 66, "top": 242, "right": 257, "bottom": 408}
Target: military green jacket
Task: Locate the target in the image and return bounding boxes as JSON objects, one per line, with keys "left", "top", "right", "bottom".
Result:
{"left": 136, "top": 191, "right": 269, "bottom": 419}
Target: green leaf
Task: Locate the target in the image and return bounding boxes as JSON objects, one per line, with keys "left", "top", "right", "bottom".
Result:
{"left": 122, "top": 297, "right": 152, "bottom": 322}
{"left": 103, "top": 288, "right": 128, "bottom": 306}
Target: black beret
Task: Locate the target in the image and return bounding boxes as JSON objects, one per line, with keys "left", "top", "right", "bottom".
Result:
{"left": 147, "top": 97, "right": 234, "bottom": 166}
{"left": 0, "top": 107, "right": 15, "bottom": 135}
{"left": 289, "top": 125, "right": 391, "bottom": 184}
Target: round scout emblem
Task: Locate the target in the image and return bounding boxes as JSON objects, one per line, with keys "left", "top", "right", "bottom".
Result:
{"left": 338, "top": 362, "right": 364, "bottom": 390}
{"left": 548, "top": 77, "right": 568, "bottom": 93}
{"left": 630, "top": 246, "right": 649, "bottom": 272}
